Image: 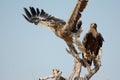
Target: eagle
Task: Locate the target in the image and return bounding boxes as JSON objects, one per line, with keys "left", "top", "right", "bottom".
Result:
{"left": 23, "top": 0, "right": 88, "bottom": 54}
{"left": 82, "top": 23, "right": 104, "bottom": 67}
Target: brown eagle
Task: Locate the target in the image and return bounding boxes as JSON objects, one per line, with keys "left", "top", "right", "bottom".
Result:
{"left": 23, "top": 0, "right": 88, "bottom": 53}
{"left": 82, "top": 23, "right": 104, "bottom": 67}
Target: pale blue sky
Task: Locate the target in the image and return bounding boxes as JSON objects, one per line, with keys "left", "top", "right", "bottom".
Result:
{"left": 0, "top": 0, "right": 120, "bottom": 80}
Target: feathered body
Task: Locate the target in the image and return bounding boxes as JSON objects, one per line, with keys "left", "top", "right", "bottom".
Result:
{"left": 82, "top": 23, "right": 104, "bottom": 67}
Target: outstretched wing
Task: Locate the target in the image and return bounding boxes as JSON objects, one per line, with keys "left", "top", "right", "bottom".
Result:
{"left": 64, "top": 0, "right": 88, "bottom": 32}
{"left": 23, "top": 7, "right": 66, "bottom": 30}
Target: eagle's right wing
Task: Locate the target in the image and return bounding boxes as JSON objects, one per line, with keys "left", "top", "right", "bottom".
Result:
{"left": 23, "top": 7, "right": 66, "bottom": 30}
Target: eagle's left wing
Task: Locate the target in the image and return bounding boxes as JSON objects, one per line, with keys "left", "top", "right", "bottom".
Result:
{"left": 64, "top": 0, "right": 88, "bottom": 32}
{"left": 23, "top": 7, "right": 66, "bottom": 31}
{"left": 97, "top": 33, "right": 104, "bottom": 47}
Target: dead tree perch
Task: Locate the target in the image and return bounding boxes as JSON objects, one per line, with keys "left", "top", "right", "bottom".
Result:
{"left": 38, "top": 0, "right": 102, "bottom": 80}
{"left": 22, "top": 0, "right": 103, "bottom": 80}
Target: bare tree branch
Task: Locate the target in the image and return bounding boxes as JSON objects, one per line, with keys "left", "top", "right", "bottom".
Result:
{"left": 80, "top": 48, "right": 102, "bottom": 80}
{"left": 85, "top": 66, "right": 100, "bottom": 80}
{"left": 67, "top": 59, "right": 82, "bottom": 80}
{"left": 37, "top": 0, "right": 102, "bottom": 80}
{"left": 39, "top": 69, "right": 65, "bottom": 80}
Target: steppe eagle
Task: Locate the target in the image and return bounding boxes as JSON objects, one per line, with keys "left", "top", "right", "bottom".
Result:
{"left": 82, "top": 23, "right": 104, "bottom": 67}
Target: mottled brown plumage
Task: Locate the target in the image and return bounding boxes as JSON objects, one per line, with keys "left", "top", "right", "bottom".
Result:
{"left": 23, "top": 0, "right": 88, "bottom": 53}
{"left": 82, "top": 23, "right": 104, "bottom": 67}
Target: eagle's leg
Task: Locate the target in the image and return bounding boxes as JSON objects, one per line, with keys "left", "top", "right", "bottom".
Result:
{"left": 93, "top": 48, "right": 102, "bottom": 67}
{"left": 82, "top": 52, "right": 92, "bottom": 73}
{"left": 82, "top": 59, "right": 91, "bottom": 73}
{"left": 86, "top": 61, "right": 92, "bottom": 73}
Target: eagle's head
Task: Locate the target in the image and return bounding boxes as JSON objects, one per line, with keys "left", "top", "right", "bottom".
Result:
{"left": 90, "top": 23, "right": 97, "bottom": 30}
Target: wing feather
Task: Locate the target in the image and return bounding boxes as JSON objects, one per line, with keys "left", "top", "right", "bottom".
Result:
{"left": 22, "top": 14, "right": 32, "bottom": 23}
{"left": 36, "top": 8, "right": 40, "bottom": 15}
{"left": 23, "top": 7, "right": 66, "bottom": 27}
{"left": 29, "top": 7, "right": 37, "bottom": 16}
{"left": 23, "top": 8, "right": 32, "bottom": 18}
{"left": 97, "top": 33, "right": 104, "bottom": 47}
{"left": 64, "top": 0, "right": 88, "bottom": 32}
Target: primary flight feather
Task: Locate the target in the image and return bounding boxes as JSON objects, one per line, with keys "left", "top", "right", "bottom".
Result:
{"left": 23, "top": 0, "right": 88, "bottom": 53}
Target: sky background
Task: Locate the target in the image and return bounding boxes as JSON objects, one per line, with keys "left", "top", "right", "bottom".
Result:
{"left": 0, "top": 0, "right": 120, "bottom": 80}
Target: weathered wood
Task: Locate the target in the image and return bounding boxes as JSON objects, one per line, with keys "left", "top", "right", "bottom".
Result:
{"left": 38, "top": 0, "right": 102, "bottom": 80}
